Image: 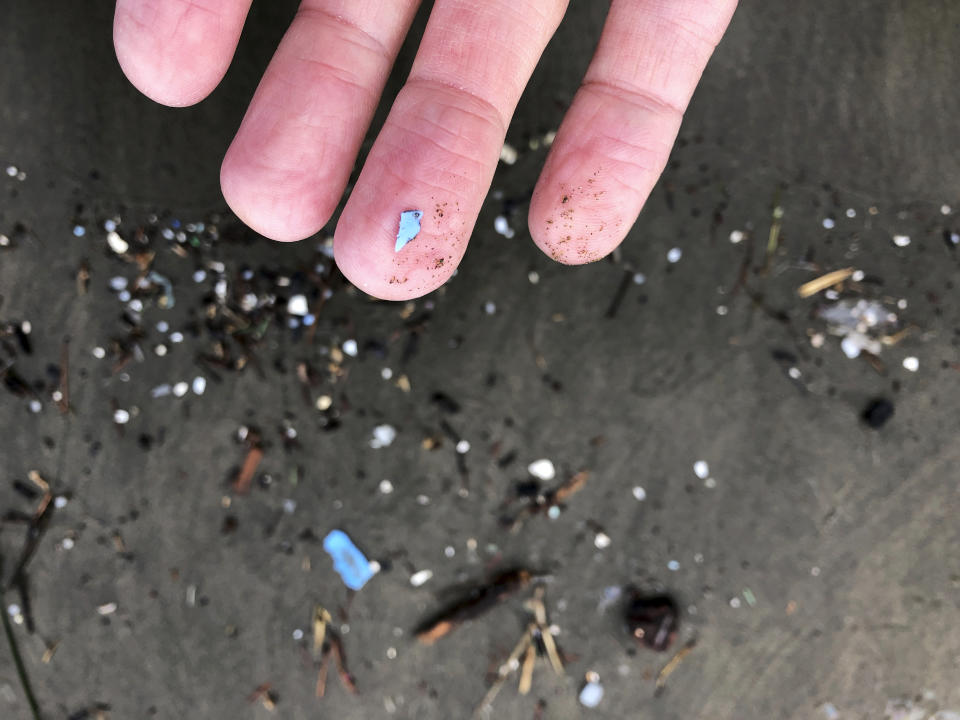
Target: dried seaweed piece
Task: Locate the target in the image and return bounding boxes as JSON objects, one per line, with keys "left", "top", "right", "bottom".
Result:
{"left": 415, "top": 569, "right": 533, "bottom": 644}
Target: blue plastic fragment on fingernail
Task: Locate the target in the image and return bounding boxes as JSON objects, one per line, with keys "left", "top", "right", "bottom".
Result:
{"left": 395, "top": 210, "right": 423, "bottom": 252}
{"left": 323, "top": 529, "right": 376, "bottom": 590}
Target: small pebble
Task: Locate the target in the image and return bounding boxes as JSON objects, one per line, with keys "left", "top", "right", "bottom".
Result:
{"left": 840, "top": 336, "right": 861, "bottom": 359}
{"left": 579, "top": 679, "right": 604, "bottom": 708}
{"left": 693, "top": 460, "right": 709, "bottom": 479}
{"left": 104, "top": 219, "right": 117, "bottom": 232}
{"left": 666, "top": 247, "right": 682, "bottom": 263}
{"left": 409, "top": 569, "right": 433, "bottom": 587}
{"left": 287, "top": 294, "right": 309, "bottom": 316}
{"left": 527, "top": 458, "right": 556, "bottom": 481}
{"left": 316, "top": 395, "right": 333, "bottom": 411}
{"left": 113, "top": 409, "right": 130, "bottom": 424}
{"left": 902, "top": 356, "right": 919, "bottom": 372}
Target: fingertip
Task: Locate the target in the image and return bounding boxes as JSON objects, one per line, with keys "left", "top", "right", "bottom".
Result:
{"left": 113, "top": 3, "right": 236, "bottom": 107}
{"left": 220, "top": 145, "right": 335, "bottom": 243}
{"left": 333, "top": 216, "right": 461, "bottom": 302}
{"left": 528, "top": 169, "right": 632, "bottom": 266}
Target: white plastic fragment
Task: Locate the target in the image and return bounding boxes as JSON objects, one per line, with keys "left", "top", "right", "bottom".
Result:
{"left": 54, "top": 496, "right": 68, "bottom": 509}
{"left": 455, "top": 439, "right": 471, "bottom": 454}
{"left": 106, "top": 231, "right": 128, "bottom": 254}
{"left": 693, "top": 460, "right": 709, "bottom": 479}
{"left": 633, "top": 272, "right": 646, "bottom": 285}
{"left": 494, "top": 215, "right": 515, "bottom": 238}
{"left": 527, "top": 458, "right": 555, "bottom": 481}
{"left": 342, "top": 339, "right": 358, "bottom": 357}
{"left": 892, "top": 234, "right": 911, "bottom": 247}
{"left": 902, "top": 356, "right": 919, "bottom": 372}
{"left": 395, "top": 210, "right": 423, "bottom": 252}
{"left": 370, "top": 424, "right": 397, "bottom": 449}
{"left": 113, "top": 409, "right": 130, "bottom": 424}
{"left": 29, "top": 400, "right": 42, "bottom": 413}
{"left": 287, "top": 294, "right": 309, "bottom": 316}
{"left": 528, "top": 271, "right": 540, "bottom": 284}
{"left": 667, "top": 560, "right": 680, "bottom": 571}
{"left": 822, "top": 218, "right": 835, "bottom": 229}
{"left": 728, "top": 230, "right": 744, "bottom": 244}
{"left": 97, "top": 602, "right": 118, "bottom": 615}
{"left": 499, "top": 143, "right": 518, "bottom": 165}
{"left": 379, "top": 479, "right": 394, "bottom": 494}
{"left": 594, "top": 532, "right": 611, "bottom": 549}
{"left": 409, "top": 569, "right": 433, "bottom": 587}
{"left": 191, "top": 376, "right": 206, "bottom": 395}
{"left": 632, "top": 486, "right": 647, "bottom": 501}
{"left": 172, "top": 382, "right": 188, "bottom": 397}
{"left": 667, "top": 247, "right": 683, "bottom": 263}
{"left": 484, "top": 301, "right": 496, "bottom": 315}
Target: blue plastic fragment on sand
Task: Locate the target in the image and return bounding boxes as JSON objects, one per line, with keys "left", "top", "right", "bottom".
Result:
{"left": 323, "top": 529, "right": 375, "bottom": 590}
{"left": 395, "top": 210, "right": 423, "bottom": 252}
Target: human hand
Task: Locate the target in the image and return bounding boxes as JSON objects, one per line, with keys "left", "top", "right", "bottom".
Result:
{"left": 114, "top": 0, "right": 737, "bottom": 300}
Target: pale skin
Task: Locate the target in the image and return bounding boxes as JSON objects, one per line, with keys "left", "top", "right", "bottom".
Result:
{"left": 113, "top": 0, "right": 738, "bottom": 301}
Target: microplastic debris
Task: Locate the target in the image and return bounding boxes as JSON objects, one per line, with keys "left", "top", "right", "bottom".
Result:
{"left": 822, "top": 218, "right": 835, "bottom": 229}
{"left": 897, "top": 298, "right": 908, "bottom": 309}
{"left": 192, "top": 269, "right": 206, "bottom": 283}
{"left": 107, "top": 231, "right": 128, "bottom": 254}
{"left": 154, "top": 344, "right": 168, "bottom": 357}
{"left": 632, "top": 486, "right": 647, "bottom": 501}
{"left": 128, "top": 299, "right": 143, "bottom": 312}
{"left": 902, "top": 356, "right": 919, "bottom": 372}
{"left": 151, "top": 384, "right": 172, "bottom": 398}
{"left": 716, "top": 305, "right": 729, "bottom": 316}
{"left": 342, "top": 339, "right": 358, "bottom": 357}
{"left": 54, "top": 496, "right": 68, "bottom": 509}
{"left": 484, "top": 301, "right": 496, "bottom": 315}
{"left": 851, "top": 269, "right": 865, "bottom": 282}
{"left": 811, "top": 566, "right": 821, "bottom": 576}
{"left": 499, "top": 143, "right": 518, "bottom": 165}
{"left": 104, "top": 219, "right": 117, "bottom": 232}
{"left": 667, "top": 560, "right": 680, "bottom": 571}
{"left": 395, "top": 210, "right": 423, "bottom": 252}
{"left": 172, "top": 382, "right": 188, "bottom": 397}
{"left": 729, "top": 597, "right": 741, "bottom": 608}
{"left": 292, "top": 628, "right": 304, "bottom": 641}
{"left": 29, "top": 400, "right": 42, "bottom": 413}
{"left": 704, "top": 477, "right": 717, "bottom": 489}
{"left": 169, "top": 332, "right": 184, "bottom": 343}
{"left": 191, "top": 376, "right": 206, "bottom": 395}
{"left": 742, "top": 588, "right": 757, "bottom": 607}
{"left": 416, "top": 494, "right": 430, "bottom": 505}
{"left": 282, "top": 499, "right": 296, "bottom": 514}
{"left": 788, "top": 367, "right": 802, "bottom": 380}
{"left": 494, "top": 215, "right": 515, "bottom": 238}
{"left": 7, "top": 603, "right": 21, "bottom": 617}
{"left": 444, "top": 546, "right": 455, "bottom": 558}
{"left": 322, "top": 529, "right": 376, "bottom": 591}
{"left": 846, "top": 208, "right": 857, "bottom": 218}
{"left": 109, "top": 276, "right": 128, "bottom": 291}
{"left": 693, "top": 460, "right": 709, "bottom": 479}
{"left": 667, "top": 247, "right": 682, "bottom": 263}
{"left": 5, "top": 165, "right": 17, "bottom": 177}
{"left": 942, "top": 204, "right": 953, "bottom": 215}
{"left": 148, "top": 271, "right": 175, "bottom": 308}
{"left": 527, "top": 459, "right": 556, "bottom": 481}
{"left": 97, "top": 602, "right": 118, "bottom": 615}
{"left": 456, "top": 440, "right": 471, "bottom": 454}
{"left": 594, "top": 532, "right": 611, "bottom": 549}
{"left": 579, "top": 680, "right": 604, "bottom": 708}
{"left": 379, "top": 479, "right": 394, "bottom": 494}
{"left": 213, "top": 278, "right": 227, "bottom": 302}
{"left": 547, "top": 506, "right": 561, "bottom": 519}
{"left": 410, "top": 569, "right": 434, "bottom": 587}
{"left": 316, "top": 395, "right": 333, "bottom": 411}
{"left": 892, "top": 234, "right": 911, "bottom": 247}
{"left": 62, "top": 537, "right": 75, "bottom": 550}
{"left": 728, "top": 230, "right": 744, "bottom": 244}
{"left": 528, "top": 271, "right": 540, "bottom": 284}
{"left": 287, "top": 294, "right": 308, "bottom": 316}
{"left": 381, "top": 368, "right": 393, "bottom": 380}
{"left": 370, "top": 424, "right": 396, "bottom": 448}
{"left": 92, "top": 346, "right": 106, "bottom": 359}
{"left": 820, "top": 703, "right": 840, "bottom": 720}
{"left": 633, "top": 272, "right": 646, "bottom": 284}
{"left": 113, "top": 409, "right": 130, "bottom": 424}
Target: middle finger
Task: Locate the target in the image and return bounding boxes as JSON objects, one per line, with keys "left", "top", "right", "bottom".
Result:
{"left": 334, "top": 0, "right": 569, "bottom": 300}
